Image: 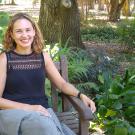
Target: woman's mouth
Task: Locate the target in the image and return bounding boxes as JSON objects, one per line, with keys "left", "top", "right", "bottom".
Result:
{"left": 20, "top": 39, "right": 29, "bottom": 44}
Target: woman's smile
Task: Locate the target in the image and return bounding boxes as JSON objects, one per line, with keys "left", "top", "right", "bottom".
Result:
{"left": 20, "top": 38, "right": 30, "bottom": 44}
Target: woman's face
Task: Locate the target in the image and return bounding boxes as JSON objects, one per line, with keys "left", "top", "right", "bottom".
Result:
{"left": 11, "top": 18, "right": 35, "bottom": 50}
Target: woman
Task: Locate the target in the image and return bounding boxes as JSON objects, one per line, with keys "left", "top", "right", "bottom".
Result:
{"left": 0, "top": 13, "right": 96, "bottom": 135}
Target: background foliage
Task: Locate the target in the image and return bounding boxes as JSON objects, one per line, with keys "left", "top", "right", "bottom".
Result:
{"left": 93, "top": 69, "right": 135, "bottom": 135}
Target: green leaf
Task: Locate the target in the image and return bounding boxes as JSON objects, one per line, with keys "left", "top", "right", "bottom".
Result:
{"left": 88, "top": 82, "right": 99, "bottom": 91}
{"left": 114, "top": 126, "right": 128, "bottom": 135}
{"left": 129, "top": 75, "right": 135, "bottom": 83}
{"left": 77, "top": 82, "right": 99, "bottom": 92}
{"left": 109, "top": 94, "right": 119, "bottom": 99}
{"left": 125, "top": 106, "right": 135, "bottom": 119}
{"left": 98, "top": 74, "right": 104, "bottom": 84}
{"left": 105, "top": 109, "right": 117, "bottom": 117}
{"left": 120, "top": 90, "right": 135, "bottom": 97}
{"left": 113, "top": 101, "right": 122, "bottom": 110}
{"left": 98, "top": 105, "right": 107, "bottom": 116}
{"left": 110, "top": 81, "right": 124, "bottom": 94}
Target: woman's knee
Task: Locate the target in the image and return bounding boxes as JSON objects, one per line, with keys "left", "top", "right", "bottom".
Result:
{"left": 40, "top": 116, "right": 61, "bottom": 134}
{"left": 21, "top": 114, "right": 61, "bottom": 135}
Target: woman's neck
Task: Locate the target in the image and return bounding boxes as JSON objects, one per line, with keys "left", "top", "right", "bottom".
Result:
{"left": 14, "top": 47, "right": 32, "bottom": 55}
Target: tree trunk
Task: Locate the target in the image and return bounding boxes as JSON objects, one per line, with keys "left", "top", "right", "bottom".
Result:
{"left": 79, "top": 0, "right": 84, "bottom": 21}
{"left": 38, "top": 0, "right": 83, "bottom": 48}
{"left": 104, "top": 0, "right": 110, "bottom": 13}
{"left": 11, "top": 0, "right": 15, "bottom": 5}
{"left": 109, "top": 0, "right": 126, "bottom": 22}
{"left": 38, "top": 0, "right": 60, "bottom": 44}
{"left": 130, "top": 0, "right": 135, "bottom": 15}
{"left": 88, "top": 0, "right": 95, "bottom": 9}
{"left": 98, "top": 0, "right": 104, "bottom": 10}
{"left": 122, "top": 0, "right": 131, "bottom": 16}
{"left": 60, "top": 0, "right": 83, "bottom": 48}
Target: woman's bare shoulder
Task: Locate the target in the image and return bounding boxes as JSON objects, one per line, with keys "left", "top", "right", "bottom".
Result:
{"left": 42, "top": 51, "right": 52, "bottom": 61}
{"left": 42, "top": 51, "right": 54, "bottom": 67}
{"left": 42, "top": 51, "right": 50, "bottom": 58}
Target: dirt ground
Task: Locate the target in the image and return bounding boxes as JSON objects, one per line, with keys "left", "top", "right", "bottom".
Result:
{"left": 84, "top": 41, "right": 135, "bottom": 75}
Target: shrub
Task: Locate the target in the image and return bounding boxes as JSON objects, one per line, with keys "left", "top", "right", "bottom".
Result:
{"left": 117, "top": 19, "right": 135, "bottom": 47}
{"left": 81, "top": 26, "right": 119, "bottom": 43}
{"left": 0, "top": 12, "right": 10, "bottom": 26}
{"left": 94, "top": 69, "right": 135, "bottom": 135}
{"left": 0, "top": 12, "right": 10, "bottom": 51}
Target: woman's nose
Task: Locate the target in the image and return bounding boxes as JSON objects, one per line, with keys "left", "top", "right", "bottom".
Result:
{"left": 21, "top": 31, "right": 28, "bottom": 37}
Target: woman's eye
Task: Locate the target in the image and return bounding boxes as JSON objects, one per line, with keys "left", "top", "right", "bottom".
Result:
{"left": 26, "top": 29, "right": 31, "bottom": 32}
{"left": 16, "top": 30, "right": 22, "bottom": 33}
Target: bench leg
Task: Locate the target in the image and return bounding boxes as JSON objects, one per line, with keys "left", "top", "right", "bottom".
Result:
{"left": 79, "top": 119, "right": 89, "bottom": 135}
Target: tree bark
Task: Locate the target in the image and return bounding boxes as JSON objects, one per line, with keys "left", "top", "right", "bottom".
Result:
{"left": 11, "top": 0, "right": 16, "bottom": 5}
{"left": 122, "top": 0, "right": 131, "bottom": 16}
{"left": 38, "top": 0, "right": 60, "bottom": 44}
{"left": 60, "top": 0, "right": 83, "bottom": 48}
{"left": 109, "top": 0, "right": 126, "bottom": 22}
{"left": 104, "top": 0, "right": 110, "bottom": 13}
{"left": 38, "top": 0, "right": 83, "bottom": 48}
{"left": 98, "top": 0, "right": 105, "bottom": 10}
{"left": 89, "top": 0, "right": 95, "bottom": 9}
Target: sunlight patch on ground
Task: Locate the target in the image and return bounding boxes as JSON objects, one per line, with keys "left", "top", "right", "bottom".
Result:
{"left": 15, "top": 0, "right": 32, "bottom": 6}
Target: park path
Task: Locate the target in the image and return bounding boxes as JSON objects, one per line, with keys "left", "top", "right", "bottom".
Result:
{"left": 0, "top": 3, "right": 40, "bottom": 17}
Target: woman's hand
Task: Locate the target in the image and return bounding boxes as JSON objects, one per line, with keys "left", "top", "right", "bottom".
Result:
{"left": 27, "top": 105, "right": 51, "bottom": 117}
{"left": 80, "top": 94, "right": 96, "bottom": 113}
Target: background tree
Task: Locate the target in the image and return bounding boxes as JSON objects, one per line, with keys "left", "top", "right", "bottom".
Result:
{"left": 38, "top": 0, "right": 83, "bottom": 48}
{"left": 1, "top": 0, "right": 16, "bottom": 5}
{"left": 104, "top": 0, "right": 110, "bottom": 13}
{"left": 122, "top": 0, "right": 131, "bottom": 17}
{"left": 98, "top": 0, "right": 105, "bottom": 10}
{"left": 109, "top": 0, "right": 126, "bottom": 22}
{"left": 11, "top": 0, "right": 15, "bottom": 5}
{"left": 78, "top": 0, "right": 95, "bottom": 21}
{"left": 88, "top": 0, "right": 95, "bottom": 9}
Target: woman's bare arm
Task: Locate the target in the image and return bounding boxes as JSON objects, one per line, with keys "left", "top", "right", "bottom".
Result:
{"left": 0, "top": 53, "right": 7, "bottom": 98}
{"left": 43, "top": 52, "right": 96, "bottom": 112}
{"left": 43, "top": 52, "right": 79, "bottom": 96}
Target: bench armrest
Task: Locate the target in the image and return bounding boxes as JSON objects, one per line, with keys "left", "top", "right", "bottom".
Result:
{"left": 65, "top": 95, "right": 94, "bottom": 120}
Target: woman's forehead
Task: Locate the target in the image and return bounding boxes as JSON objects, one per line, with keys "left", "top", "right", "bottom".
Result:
{"left": 13, "top": 18, "right": 33, "bottom": 29}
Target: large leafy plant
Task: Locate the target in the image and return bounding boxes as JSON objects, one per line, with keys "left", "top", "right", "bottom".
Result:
{"left": 67, "top": 48, "right": 99, "bottom": 95}
{"left": 95, "top": 69, "right": 135, "bottom": 135}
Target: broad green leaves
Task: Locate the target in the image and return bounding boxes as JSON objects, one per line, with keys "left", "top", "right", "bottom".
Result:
{"left": 95, "top": 69, "right": 135, "bottom": 134}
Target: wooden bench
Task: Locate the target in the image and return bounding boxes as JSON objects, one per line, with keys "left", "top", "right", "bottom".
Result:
{"left": 50, "top": 55, "right": 94, "bottom": 135}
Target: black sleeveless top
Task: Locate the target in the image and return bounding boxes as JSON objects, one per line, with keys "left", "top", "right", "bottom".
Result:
{"left": 3, "top": 51, "right": 49, "bottom": 108}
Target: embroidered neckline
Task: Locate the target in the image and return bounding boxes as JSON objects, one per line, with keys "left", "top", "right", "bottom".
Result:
{"left": 7, "top": 51, "right": 42, "bottom": 70}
